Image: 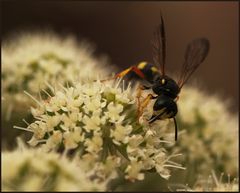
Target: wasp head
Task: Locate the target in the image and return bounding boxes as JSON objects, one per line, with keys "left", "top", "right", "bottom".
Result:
{"left": 152, "top": 76, "right": 180, "bottom": 99}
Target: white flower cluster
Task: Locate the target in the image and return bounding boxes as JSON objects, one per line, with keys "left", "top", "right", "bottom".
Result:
{"left": 2, "top": 146, "right": 108, "bottom": 191}
{"left": 17, "top": 80, "right": 183, "bottom": 181}
{"left": 1, "top": 31, "right": 111, "bottom": 119}
{"left": 192, "top": 171, "right": 239, "bottom": 192}
{"left": 167, "top": 171, "right": 238, "bottom": 192}
{"left": 176, "top": 86, "right": 238, "bottom": 177}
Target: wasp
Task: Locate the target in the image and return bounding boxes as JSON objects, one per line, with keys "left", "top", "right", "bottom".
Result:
{"left": 103, "top": 14, "right": 210, "bottom": 141}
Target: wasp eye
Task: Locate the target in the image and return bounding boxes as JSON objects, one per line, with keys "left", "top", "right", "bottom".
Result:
{"left": 161, "top": 78, "right": 166, "bottom": 85}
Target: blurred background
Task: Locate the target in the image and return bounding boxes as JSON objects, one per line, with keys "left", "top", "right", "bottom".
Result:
{"left": 2, "top": 1, "right": 239, "bottom": 113}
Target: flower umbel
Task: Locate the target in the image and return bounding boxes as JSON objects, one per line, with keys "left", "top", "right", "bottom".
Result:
{"left": 2, "top": 31, "right": 111, "bottom": 120}
{"left": 17, "top": 79, "right": 184, "bottom": 181}
{"left": 171, "top": 86, "right": 238, "bottom": 185}
{"left": 2, "top": 146, "right": 108, "bottom": 191}
{"left": 192, "top": 170, "right": 239, "bottom": 192}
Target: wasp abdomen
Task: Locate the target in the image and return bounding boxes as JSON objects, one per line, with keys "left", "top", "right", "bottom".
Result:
{"left": 153, "top": 95, "right": 177, "bottom": 119}
{"left": 136, "top": 61, "right": 160, "bottom": 83}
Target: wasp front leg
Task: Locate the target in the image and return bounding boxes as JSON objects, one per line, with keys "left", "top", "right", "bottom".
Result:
{"left": 136, "top": 85, "right": 151, "bottom": 117}
{"left": 137, "top": 92, "right": 157, "bottom": 120}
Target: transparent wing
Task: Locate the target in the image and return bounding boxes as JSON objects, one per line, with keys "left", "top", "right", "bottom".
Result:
{"left": 152, "top": 13, "right": 166, "bottom": 76}
{"left": 178, "top": 38, "right": 210, "bottom": 88}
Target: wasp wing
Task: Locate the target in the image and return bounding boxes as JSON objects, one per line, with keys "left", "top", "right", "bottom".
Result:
{"left": 178, "top": 38, "right": 210, "bottom": 88}
{"left": 152, "top": 13, "right": 166, "bottom": 76}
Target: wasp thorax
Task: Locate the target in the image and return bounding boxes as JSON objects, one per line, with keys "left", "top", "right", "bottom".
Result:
{"left": 152, "top": 76, "right": 180, "bottom": 99}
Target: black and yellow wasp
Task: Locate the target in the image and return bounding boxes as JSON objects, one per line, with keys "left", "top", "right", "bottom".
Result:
{"left": 104, "top": 14, "right": 210, "bottom": 141}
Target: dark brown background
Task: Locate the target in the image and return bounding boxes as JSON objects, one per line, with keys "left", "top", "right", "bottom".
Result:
{"left": 1, "top": 1, "right": 239, "bottom": 113}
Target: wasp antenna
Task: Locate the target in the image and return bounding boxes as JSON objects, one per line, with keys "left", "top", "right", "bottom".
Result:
{"left": 159, "top": 9, "right": 163, "bottom": 18}
{"left": 173, "top": 117, "right": 178, "bottom": 141}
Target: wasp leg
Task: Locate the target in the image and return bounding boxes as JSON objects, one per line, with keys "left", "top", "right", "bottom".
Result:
{"left": 136, "top": 85, "right": 143, "bottom": 116}
{"left": 173, "top": 117, "right": 178, "bottom": 141}
{"left": 136, "top": 84, "right": 151, "bottom": 117}
{"left": 148, "top": 109, "right": 166, "bottom": 123}
{"left": 174, "top": 95, "right": 179, "bottom": 102}
{"left": 116, "top": 66, "right": 145, "bottom": 79}
{"left": 138, "top": 94, "right": 157, "bottom": 120}
{"left": 101, "top": 66, "right": 146, "bottom": 82}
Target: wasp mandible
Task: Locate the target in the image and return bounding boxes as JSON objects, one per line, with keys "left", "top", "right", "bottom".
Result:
{"left": 103, "top": 14, "right": 210, "bottom": 141}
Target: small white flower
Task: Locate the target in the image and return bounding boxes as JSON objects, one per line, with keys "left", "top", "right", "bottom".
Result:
{"left": 31, "top": 106, "right": 45, "bottom": 117}
{"left": 145, "top": 129, "right": 159, "bottom": 146}
{"left": 55, "top": 91, "right": 67, "bottom": 107}
{"left": 84, "top": 132, "right": 103, "bottom": 154}
{"left": 27, "top": 136, "right": 39, "bottom": 146}
{"left": 155, "top": 166, "right": 170, "bottom": 180}
{"left": 82, "top": 81, "right": 104, "bottom": 96}
{"left": 82, "top": 112, "right": 102, "bottom": 132}
{"left": 61, "top": 114, "right": 76, "bottom": 130}
{"left": 45, "top": 130, "right": 63, "bottom": 150}
{"left": 29, "top": 122, "right": 46, "bottom": 140}
{"left": 125, "top": 159, "right": 145, "bottom": 181}
{"left": 110, "top": 123, "right": 132, "bottom": 145}
{"left": 63, "top": 127, "right": 84, "bottom": 149}
{"left": 45, "top": 114, "right": 61, "bottom": 129}
{"left": 92, "top": 156, "right": 121, "bottom": 180}
{"left": 105, "top": 102, "right": 124, "bottom": 123}
{"left": 83, "top": 95, "right": 106, "bottom": 113}
{"left": 73, "top": 97, "right": 84, "bottom": 108}
{"left": 128, "top": 134, "right": 144, "bottom": 148}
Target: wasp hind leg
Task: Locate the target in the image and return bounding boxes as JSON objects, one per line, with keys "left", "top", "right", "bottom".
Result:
{"left": 101, "top": 66, "right": 146, "bottom": 82}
